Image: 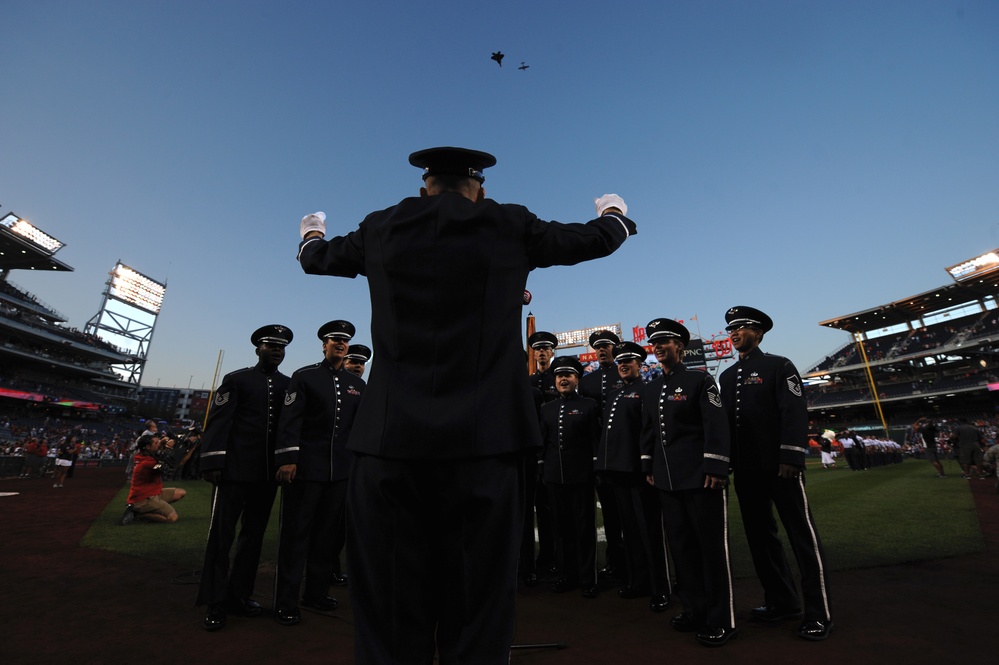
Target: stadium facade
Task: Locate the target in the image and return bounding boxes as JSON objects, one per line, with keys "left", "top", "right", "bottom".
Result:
{"left": 804, "top": 249, "right": 999, "bottom": 438}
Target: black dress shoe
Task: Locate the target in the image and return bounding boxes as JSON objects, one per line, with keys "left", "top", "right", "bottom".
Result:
{"left": 580, "top": 585, "right": 599, "bottom": 599}
{"left": 751, "top": 605, "right": 802, "bottom": 622}
{"left": 670, "top": 612, "right": 701, "bottom": 633}
{"left": 226, "top": 597, "right": 263, "bottom": 617}
{"left": 617, "top": 585, "right": 651, "bottom": 599}
{"left": 522, "top": 573, "right": 539, "bottom": 587}
{"left": 275, "top": 608, "right": 301, "bottom": 625}
{"left": 797, "top": 619, "right": 833, "bottom": 641}
{"left": 331, "top": 572, "right": 348, "bottom": 587}
{"left": 203, "top": 606, "right": 227, "bottom": 632}
{"left": 300, "top": 595, "right": 338, "bottom": 612}
{"left": 550, "top": 577, "right": 577, "bottom": 593}
{"left": 649, "top": 594, "right": 670, "bottom": 613}
{"left": 597, "top": 565, "right": 617, "bottom": 580}
{"left": 696, "top": 626, "right": 738, "bottom": 647}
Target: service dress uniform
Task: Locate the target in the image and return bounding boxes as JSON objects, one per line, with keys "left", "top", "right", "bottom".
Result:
{"left": 196, "top": 326, "right": 292, "bottom": 617}
{"left": 527, "top": 330, "right": 560, "bottom": 576}
{"left": 597, "top": 343, "right": 671, "bottom": 607}
{"left": 719, "top": 307, "right": 832, "bottom": 634}
{"left": 273, "top": 353, "right": 364, "bottom": 615}
{"left": 580, "top": 332, "right": 626, "bottom": 577}
{"left": 541, "top": 378, "right": 601, "bottom": 593}
{"left": 641, "top": 361, "right": 735, "bottom": 633}
{"left": 297, "top": 147, "right": 636, "bottom": 665}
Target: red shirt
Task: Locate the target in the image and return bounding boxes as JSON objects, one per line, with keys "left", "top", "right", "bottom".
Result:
{"left": 127, "top": 454, "right": 163, "bottom": 504}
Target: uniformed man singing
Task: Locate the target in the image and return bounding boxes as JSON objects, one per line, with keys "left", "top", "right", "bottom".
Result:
{"left": 527, "top": 330, "right": 560, "bottom": 578}
{"left": 719, "top": 306, "right": 833, "bottom": 641}
{"left": 272, "top": 320, "right": 365, "bottom": 626}
{"left": 344, "top": 343, "right": 372, "bottom": 379}
{"left": 196, "top": 324, "right": 293, "bottom": 632}
{"left": 599, "top": 340, "right": 671, "bottom": 612}
{"left": 581, "top": 329, "right": 626, "bottom": 580}
{"left": 641, "top": 318, "right": 735, "bottom": 647}
{"left": 295, "top": 146, "right": 636, "bottom": 665}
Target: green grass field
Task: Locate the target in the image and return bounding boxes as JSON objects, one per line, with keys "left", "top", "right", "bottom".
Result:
{"left": 82, "top": 458, "right": 985, "bottom": 577}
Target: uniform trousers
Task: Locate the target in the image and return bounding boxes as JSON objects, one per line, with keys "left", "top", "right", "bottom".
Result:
{"left": 518, "top": 453, "right": 540, "bottom": 578}
{"left": 595, "top": 473, "right": 624, "bottom": 571}
{"left": 534, "top": 474, "right": 557, "bottom": 569}
{"left": 610, "top": 472, "right": 671, "bottom": 596}
{"left": 274, "top": 479, "right": 346, "bottom": 609}
{"left": 734, "top": 470, "right": 832, "bottom": 622}
{"left": 196, "top": 481, "right": 277, "bottom": 606}
{"left": 548, "top": 480, "right": 597, "bottom": 587}
{"left": 659, "top": 487, "right": 735, "bottom": 628}
{"left": 347, "top": 452, "right": 524, "bottom": 665}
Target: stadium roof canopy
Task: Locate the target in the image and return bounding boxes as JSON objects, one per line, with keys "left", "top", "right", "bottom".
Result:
{"left": 818, "top": 270, "right": 999, "bottom": 335}
{"left": 0, "top": 212, "right": 73, "bottom": 273}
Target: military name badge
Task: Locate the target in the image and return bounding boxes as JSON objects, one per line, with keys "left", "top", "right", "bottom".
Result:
{"left": 707, "top": 383, "right": 722, "bottom": 408}
{"left": 668, "top": 387, "right": 687, "bottom": 401}
{"left": 214, "top": 391, "right": 230, "bottom": 407}
{"left": 745, "top": 372, "right": 764, "bottom": 385}
{"left": 347, "top": 386, "right": 361, "bottom": 396}
{"left": 285, "top": 392, "right": 297, "bottom": 406}
{"left": 786, "top": 375, "right": 802, "bottom": 397}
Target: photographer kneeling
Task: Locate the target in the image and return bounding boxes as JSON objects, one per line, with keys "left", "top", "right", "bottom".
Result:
{"left": 124, "top": 433, "right": 187, "bottom": 524}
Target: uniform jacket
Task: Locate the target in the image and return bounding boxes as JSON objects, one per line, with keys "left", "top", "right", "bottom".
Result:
{"left": 719, "top": 348, "right": 808, "bottom": 471}
{"left": 540, "top": 392, "right": 601, "bottom": 484}
{"left": 298, "top": 192, "right": 635, "bottom": 459}
{"left": 530, "top": 369, "right": 558, "bottom": 405}
{"left": 199, "top": 364, "right": 290, "bottom": 482}
{"left": 274, "top": 360, "right": 365, "bottom": 482}
{"left": 640, "top": 363, "right": 730, "bottom": 491}
{"left": 580, "top": 364, "right": 624, "bottom": 410}
{"left": 596, "top": 377, "right": 645, "bottom": 473}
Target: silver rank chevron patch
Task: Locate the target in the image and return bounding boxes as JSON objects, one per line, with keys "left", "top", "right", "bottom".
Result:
{"left": 214, "top": 391, "right": 230, "bottom": 406}
{"left": 284, "top": 392, "right": 297, "bottom": 406}
{"left": 707, "top": 383, "right": 722, "bottom": 408}
{"left": 786, "top": 375, "right": 802, "bottom": 397}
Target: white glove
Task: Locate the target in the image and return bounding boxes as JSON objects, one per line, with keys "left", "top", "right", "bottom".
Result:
{"left": 300, "top": 211, "right": 326, "bottom": 239}
{"left": 594, "top": 194, "right": 627, "bottom": 217}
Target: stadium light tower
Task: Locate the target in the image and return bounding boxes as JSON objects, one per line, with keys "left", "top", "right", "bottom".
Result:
{"left": 84, "top": 261, "right": 167, "bottom": 385}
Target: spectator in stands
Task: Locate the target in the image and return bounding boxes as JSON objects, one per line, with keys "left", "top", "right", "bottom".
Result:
{"left": 122, "top": 433, "right": 187, "bottom": 524}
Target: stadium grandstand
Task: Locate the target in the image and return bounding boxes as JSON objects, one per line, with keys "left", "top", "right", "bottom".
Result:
{"left": 0, "top": 210, "right": 139, "bottom": 417}
{"left": 804, "top": 248, "right": 999, "bottom": 437}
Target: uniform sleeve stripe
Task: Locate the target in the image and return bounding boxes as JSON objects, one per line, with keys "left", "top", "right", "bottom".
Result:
{"left": 704, "top": 453, "right": 730, "bottom": 462}
{"left": 781, "top": 445, "right": 807, "bottom": 453}
{"left": 602, "top": 213, "right": 630, "bottom": 239}
{"left": 274, "top": 446, "right": 300, "bottom": 455}
{"left": 201, "top": 450, "right": 226, "bottom": 458}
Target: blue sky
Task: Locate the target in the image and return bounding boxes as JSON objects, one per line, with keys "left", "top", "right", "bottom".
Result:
{"left": 2, "top": 0, "right": 997, "bottom": 389}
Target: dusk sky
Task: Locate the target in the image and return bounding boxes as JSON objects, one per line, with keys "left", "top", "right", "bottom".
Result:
{"left": 2, "top": 1, "right": 997, "bottom": 389}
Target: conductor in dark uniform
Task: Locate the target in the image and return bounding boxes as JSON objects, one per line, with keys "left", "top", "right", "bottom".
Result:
{"left": 272, "top": 320, "right": 365, "bottom": 625}
{"left": 296, "top": 146, "right": 636, "bottom": 664}
{"left": 640, "top": 318, "right": 736, "bottom": 647}
{"left": 718, "top": 306, "right": 833, "bottom": 641}
{"left": 541, "top": 356, "right": 601, "bottom": 597}
{"left": 581, "top": 329, "right": 626, "bottom": 578}
{"left": 196, "top": 324, "right": 293, "bottom": 632}
{"left": 599, "top": 341, "right": 671, "bottom": 612}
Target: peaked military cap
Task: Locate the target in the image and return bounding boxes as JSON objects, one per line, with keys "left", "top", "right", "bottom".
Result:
{"left": 251, "top": 324, "right": 294, "bottom": 347}
{"left": 645, "top": 318, "right": 691, "bottom": 347}
{"left": 588, "top": 330, "right": 621, "bottom": 348}
{"left": 345, "top": 344, "right": 372, "bottom": 362}
{"left": 408, "top": 146, "right": 496, "bottom": 184}
{"left": 613, "top": 341, "right": 647, "bottom": 362}
{"left": 724, "top": 306, "right": 774, "bottom": 333}
{"left": 317, "top": 320, "right": 356, "bottom": 341}
{"left": 528, "top": 331, "right": 559, "bottom": 350}
{"left": 550, "top": 356, "right": 584, "bottom": 376}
